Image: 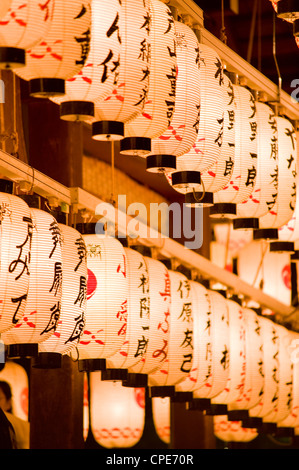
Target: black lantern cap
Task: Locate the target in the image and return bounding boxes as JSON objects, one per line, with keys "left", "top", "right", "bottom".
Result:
{"left": 60, "top": 100, "right": 94, "bottom": 122}
{"left": 0, "top": 179, "right": 14, "bottom": 194}
{"left": 209, "top": 203, "right": 237, "bottom": 218}
{"left": 19, "top": 194, "right": 41, "bottom": 209}
{"left": 76, "top": 222, "right": 105, "bottom": 236}
{"left": 186, "top": 398, "right": 211, "bottom": 411}
{"left": 31, "top": 352, "right": 62, "bottom": 369}
{"left": 0, "top": 47, "right": 25, "bottom": 69}
{"left": 101, "top": 368, "right": 128, "bottom": 381}
{"left": 233, "top": 218, "right": 259, "bottom": 230}
{"left": 277, "top": 0, "right": 299, "bottom": 19}
{"left": 29, "top": 78, "right": 65, "bottom": 98}
{"left": 269, "top": 241, "right": 295, "bottom": 253}
{"left": 227, "top": 410, "right": 249, "bottom": 421}
{"left": 78, "top": 358, "right": 106, "bottom": 373}
{"left": 149, "top": 386, "right": 175, "bottom": 398}
{"left": 92, "top": 121, "right": 124, "bottom": 141}
{"left": 205, "top": 404, "right": 228, "bottom": 415}
{"left": 172, "top": 391, "right": 194, "bottom": 403}
{"left": 7, "top": 343, "right": 39, "bottom": 359}
{"left": 120, "top": 137, "right": 151, "bottom": 156}
{"left": 291, "top": 250, "right": 299, "bottom": 261}
{"left": 171, "top": 171, "right": 201, "bottom": 188}
{"left": 253, "top": 228, "right": 278, "bottom": 240}
{"left": 122, "top": 373, "right": 148, "bottom": 388}
{"left": 146, "top": 154, "right": 176, "bottom": 173}
{"left": 241, "top": 417, "right": 263, "bottom": 429}
{"left": 185, "top": 191, "right": 214, "bottom": 207}
{"left": 262, "top": 422, "right": 277, "bottom": 434}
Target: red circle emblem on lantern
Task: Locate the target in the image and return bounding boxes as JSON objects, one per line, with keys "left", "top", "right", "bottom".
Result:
{"left": 134, "top": 388, "right": 145, "bottom": 409}
{"left": 87, "top": 268, "right": 97, "bottom": 300}
{"left": 282, "top": 265, "right": 291, "bottom": 290}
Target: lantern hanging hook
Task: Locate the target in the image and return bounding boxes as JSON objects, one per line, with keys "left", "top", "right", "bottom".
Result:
{"left": 192, "top": 179, "right": 206, "bottom": 202}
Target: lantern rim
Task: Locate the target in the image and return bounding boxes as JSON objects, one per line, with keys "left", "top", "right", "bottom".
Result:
{"left": 101, "top": 368, "right": 128, "bottom": 382}
{"left": 78, "top": 359, "right": 106, "bottom": 373}
{"left": 60, "top": 100, "right": 95, "bottom": 122}
{"left": 227, "top": 410, "right": 249, "bottom": 421}
{"left": 205, "top": 404, "right": 228, "bottom": 416}
{"left": 120, "top": 137, "right": 151, "bottom": 156}
{"left": 146, "top": 154, "right": 176, "bottom": 173}
{"left": 262, "top": 422, "right": 277, "bottom": 434}
{"left": 187, "top": 398, "right": 211, "bottom": 411}
{"left": 29, "top": 79, "right": 65, "bottom": 98}
{"left": 31, "top": 352, "right": 62, "bottom": 369}
{"left": 241, "top": 417, "right": 263, "bottom": 430}
{"left": 277, "top": 0, "right": 299, "bottom": 20}
{"left": 209, "top": 203, "right": 237, "bottom": 219}
{"left": 0, "top": 47, "right": 25, "bottom": 69}
{"left": 92, "top": 121, "right": 124, "bottom": 142}
{"left": 172, "top": 391, "right": 194, "bottom": 403}
{"left": 122, "top": 373, "right": 148, "bottom": 388}
{"left": 172, "top": 170, "right": 201, "bottom": 188}
{"left": 7, "top": 343, "right": 39, "bottom": 359}
{"left": 149, "top": 386, "right": 176, "bottom": 398}
{"left": 233, "top": 217, "right": 259, "bottom": 231}
{"left": 253, "top": 228, "right": 279, "bottom": 240}
{"left": 185, "top": 191, "right": 214, "bottom": 207}
{"left": 269, "top": 241, "right": 295, "bottom": 253}
{"left": 0, "top": 179, "right": 14, "bottom": 194}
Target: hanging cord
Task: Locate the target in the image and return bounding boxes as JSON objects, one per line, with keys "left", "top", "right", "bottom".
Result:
{"left": 252, "top": 241, "right": 268, "bottom": 289}
{"left": 110, "top": 140, "right": 116, "bottom": 207}
{"left": 192, "top": 178, "right": 206, "bottom": 202}
{"left": 220, "top": 0, "right": 228, "bottom": 44}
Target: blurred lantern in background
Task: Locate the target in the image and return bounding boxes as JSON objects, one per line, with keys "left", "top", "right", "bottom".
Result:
{"left": 152, "top": 396, "right": 171, "bottom": 445}
{"left": 0, "top": 360, "right": 29, "bottom": 421}
{"left": 0, "top": 1, "right": 12, "bottom": 20}
{"left": 214, "top": 415, "right": 258, "bottom": 444}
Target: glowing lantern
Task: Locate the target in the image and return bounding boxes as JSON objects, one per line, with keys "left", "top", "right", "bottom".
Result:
{"left": 233, "top": 102, "right": 279, "bottom": 230}
{"left": 0, "top": 0, "right": 54, "bottom": 68}
{"left": 2, "top": 207, "right": 63, "bottom": 359}
{"left": 92, "top": 0, "right": 151, "bottom": 141}
{"left": 254, "top": 116, "right": 297, "bottom": 241}
{"left": 123, "top": 256, "right": 171, "bottom": 388}
{"left": 0, "top": 1, "right": 12, "bottom": 20}
{"left": 120, "top": 0, "right": 177, "bottom": 157}
{"left": 51, "top": 0, "right": 122, "bottom": 123}
{"left": 214, "top": 415, "right": 258, "bottom": 443}
{"left": 148, "top": 270, "right": 194, "bottom": 397}
{"left": 76, "top": 224, "right": 128, "bottom": 372}
{"left": 152, "top": 396, "right": 171, "bottom": 445}
{"left": 90, "top": 371, "right": 145, "bottom": 448}
{"left": 0, "top": 191, "right": 32, "bottom": 334}
{"left": 33, "top": 224, "right": 88, "bottom": 368}
{"left": 0, "top": 360, "right": 29, "bottom": 421}
{"left": 15, "top": 0, "right": 92, "bottom": 98}
{"left": 210, "top": 83, "right": 258, "bottom": 219}
{"left": 165, "top": 43, "right": 225, "bottom": 204}
{"left": 145, "top": 20, "right": 201, "bottom": 173}
{"left": 101, "top": 247, "right": 150, "bottom": 380}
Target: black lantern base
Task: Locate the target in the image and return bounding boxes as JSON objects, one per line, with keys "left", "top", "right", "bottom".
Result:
{"left": 60, "top": 100, "right": 94, "bottom": 122}
{"left": 92, "top": 120, "right": 124, "bottom": 141}
{"left": 277, "top": 0, "right": 299, "bottom": 20}
{"left": 205, "top": 404, "right": 228, "bottom": 416}
{"left": 172, "top": 392, "right": 194, "bottom": 403}
{"left": 0, "top": 47, "right": 25, "bottom": 69}
{"left": 78, "top": 358, "right": 106, "bottom": 372}
{"left": 101, "top": 368, "right": 128, "bottom": 381}
{"left": 185, "top": 191, "right": 214, "bottom": 207}
{"left": 31, "top": 352, "right": 62, "bottom": 369}
{"left": 122, "top": 373, "right": 148, "bottom": 388}
{"left": 262, "top": 422, "right": 277, "bottom": 434}
{"left": 149, "top": 386, "right": 175, "bottom": 398}
{"left": 209, "top": 203, "right": 237, "bottom": 219}
{"left": 7, "top": 343, "right": 38, "bottom": 359}
{"left": 253, "top": 228, "right": 278, "bottom": 240}
{"left": 146, "top": 154, "right": 176, "bottom": 173}
{"left": 233, "top": 218, "right": 259, "bottom": 230}
{"left": 29, "top": 78, "right": 65, "bottom": 98}
{"left": 0, "top": 179, "right": 14, "bottom": 194}
{"left": 120, "top": 137, "right": 151, "bottom": 156}
{"left": 269, "top": 241, "right": 295, "bottom": 253}
{"left": 227, "top": 410, "right": 249, "bottom": 421}
{"left": 171, "top": 171, "right": 201, "bottom": 189}
{"left": 241, "top": 417, "right": 263, "bottom": 429}
{"left": 187, "top": 399, "right": 211, "bottom": 411}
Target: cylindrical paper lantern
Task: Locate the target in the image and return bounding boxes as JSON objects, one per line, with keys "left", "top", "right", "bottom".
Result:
{"left": 145, "top": 20, "right": 201, "bottom": 173}
{"left": 0, "top": 0, "right": 54, "bottom": 68}
{"left": 254, "top": 116, "right": 297, "bottom": 241}
{"left": 0, "top": 1, "right": 12, "bottom": 20}
{"left": 76, "top": 225, "right": 128, "bottom": 372}
{"left": 152, "top": 396, "right": 171, "bottom": 445}
{"left": 33, "top": 224, "right": 88, "bottom": 368}
{"left": 0, "top": 191, "right": 32, "bottom": 334}
{"left": 233, "top": 102, "right": 279, "bottom": 231}
{"left": 210, "top": 84, "right": 258, "bottom": 219}
{"left": 90, "top": 371, "right": 145, "bottom": 448}
{"left": 148, "top": 270, "right": 194, "bottom": 397}
{"left": 164, "top": 43, "right": 225, "bottom": 204}
{"left": 51, "top": 0, "right": 122, "bottom": 122}
{"left": 2, "top": 207, "right": 63, "bottom": 359}
{"left": 92, "top": 0, "right": 151, "bottom": 141}
{"left": 120, "top": 0, "right": 177, "bottom": 157}
{"left": 15, "top": 0, "right": 92, "bottom": 97}
{"left": 0, "top": 360, "right": 28, "bottom": 421}
{"left": 214, "top": 415, "right": 258, "bottom": 443}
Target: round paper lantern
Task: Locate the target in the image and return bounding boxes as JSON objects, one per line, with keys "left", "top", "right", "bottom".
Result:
{"left": 120, "top": 0, "right": 177, "bottom": 157}
{"left": 90, "top": 371, "right": 145, "bottom": 448}
{"left": 33, "top": 224, "right": 88, "bottom": 368}
{"left": 148, "top": 270, "right": 194, "bottom": 397}
{"left": 152, "top": 396, "right": 171, "bottom": 445}
{"left": 210, "top": 83, "right": 258, "bottom": 219}
{"left": 91, "top": 0, "right": 151, "bottom": 141}
{"left": 254, "top": 116, "right": 297, "bottom": 241}
{"left": 51, "top": 0, "right": 122, "bottom": 122}
{"left": 15, "top": 0, "right": 92, "bottom": 98}
{"left": 233, "top": 102, "right": 279, "bottom": 231}
{"left": 76, "top": 224, "right": 128, "bottom": 372}
{"left": 164, "top": 43, "right": 225, "bottom": 204}
{"left": 100, "top": 247, "right": 150, "bottom": 381}
{"left": 0, "top": 0, "right": 54, "bottom": 68}
{"left": 0, "top": 1, "right": 12, "bottom": 20}
{"left": 214, "top": 415, "right": 258, "bottom": 443}
{"left": 0, "top": 360, "right": 28, "bottom": 421}
{"left": 183, "top": 72, "right": 236, "bottom": 207}
{"left": 123, "top": 256, "right": 171, "bottom": 388}
{"left": 0, "top": 190, "right": 32, "bottom": 334}
{"left": 145, "top": 20, "right": 201, "bottom": 173}
{"left": 2, "top": 207, "right": 63, "bottom": 359}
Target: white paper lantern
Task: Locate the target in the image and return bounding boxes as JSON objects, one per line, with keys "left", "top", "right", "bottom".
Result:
{"left": 2, "top": 208, "right": 63, "bottom": 358}
{"left": 0, "top": 360, "right": 28, "bottom": 421}
{"left": 254, "top": 116, "right": 297, "bottom": 241}
{"left": 101, "top": 247, "right": 150, "bottom": 380}
{"left": 164, "top": 43, "right": 226, "bottom": 203}
{"left": 92, "top": 0, "right": 151, "bottom": 141}
{"left": 0, "top": 192, "right": 32, "bottom": 334}
{"left": 120, "top": 0, "right": 177, "bottom": 157}
{"left": 214, "top": 415, "right": 258, "bottom": 443}
{"left": 51, "top": 0, "right": 122, "bottom": 122}
{"left": 0, "top": 0, "right": 54, "bottom": 68}
{"left": 90, "top": 371, "right": 145, "bottom": 448}
{"left": 15, "top": 0, "right": 92, "bottom": 97}
{"left": 148, "top": 270, "right": 193, "bottom": 396}
{"left": 0, "top": 1, "right": 12, "bottom": 20}
{"left": 34, "top": 224, "right": 87, "bottom": 367}
{"left": 145, "top": 20, "right": 201, "bottom": 173}
{"left": 124, "top": 256, "right": 171, "bottom": 387}
{"left": 233, "top": 102, "right": 279, "bottom": 231}
{"left": 77, "top": 228, "right": 128, "bottom": 372}
{"left": 210, "top": 84, "right": 258, "bottom": 219}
